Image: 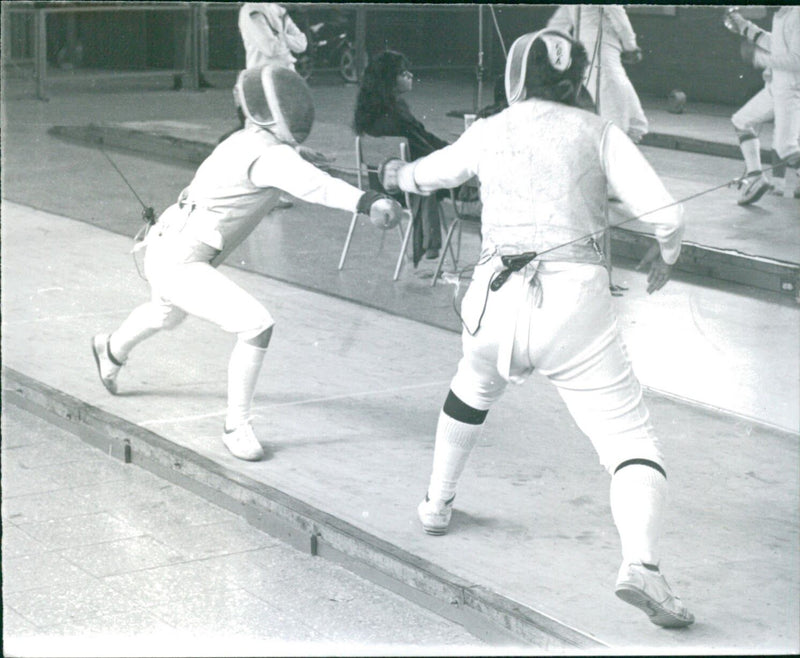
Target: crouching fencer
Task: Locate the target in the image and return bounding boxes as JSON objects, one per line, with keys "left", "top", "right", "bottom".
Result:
{"left": 381, "top": 30, "right": 694, "bottom": 628}
{"left": 92, "top": 64, "right": 402, "bottom": 462}
{"left": 725, "top": 6, "right": 800, "bottom": 204}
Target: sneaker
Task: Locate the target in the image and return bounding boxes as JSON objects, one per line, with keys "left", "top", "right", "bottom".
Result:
{"left": 91, "top": 334, "right": 122, "bottom": 395}
{"left": 425, "top": 248, "right": 440, "bottom": 260}
{"left": 615, "top": 562, "right": 695, "bottom": 628}
{"left": 417, "top": 494, "right": 455, "bottom": 535}
{"left": 737, "top": 173, "right": 772, "bottom": 206}
{"left": 222, "top": 422, "right": 265, "bottom": 461}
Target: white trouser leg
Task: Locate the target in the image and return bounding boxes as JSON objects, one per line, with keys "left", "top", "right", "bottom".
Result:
{"left": 772, "top": 84, "right": 800, "bottom": 163}
{"left": 110, "top": 300, "right": 186, "bottom": 362}
{"left": 732, "top": 86, "right": 774, "bottom": 172}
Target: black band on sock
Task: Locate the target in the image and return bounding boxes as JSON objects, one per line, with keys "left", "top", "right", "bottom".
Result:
{"left": 106, "top": 342, "right": 124, "bottom": 367}
{"left": 442, "top": 390, "right": 488, "bottom": 425}
{"left": 614, "top": 458, "right": 666, "bottom": 480}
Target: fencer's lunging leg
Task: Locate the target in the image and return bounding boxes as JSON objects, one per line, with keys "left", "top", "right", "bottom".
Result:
{"left": 225, "top": 327, "right": 272, "bottom": 432}
{"left": 610, "top": 460, "right": 667, "bottom": 566}
{"left": 92, "top": 301, "right": 185, "bottom": 395}
{"left": 110, "top": 301, "right": 186, "bottom": 362}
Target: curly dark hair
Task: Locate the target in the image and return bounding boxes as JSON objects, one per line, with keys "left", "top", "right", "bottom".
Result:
{"left": 524, "top": 34, "right": 589, "bottom": 107}
{"left": 353, "top": 50, "right": 411, "bottom": 134}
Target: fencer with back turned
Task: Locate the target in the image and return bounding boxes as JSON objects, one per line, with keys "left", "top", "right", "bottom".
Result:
{"left": 382, "top": 29, "right": 693, "bottom": 629}
{"left": 91, "top": 65, "right": 402, "bottom": 462}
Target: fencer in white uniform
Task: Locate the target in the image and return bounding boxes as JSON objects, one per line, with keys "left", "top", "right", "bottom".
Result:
{"left": 548, "top": 4, "right": 649, "bottom": 142}
{"left": 727, "top": 6, "right": 800, "bottom": 203}
{"left": 239, "top": 3, "right": 308, "bottom": 71}
{"left": 382, "top": 29, "right": 693, "bottom": 628}
{"left": 92, "top": 65, "right": 402, "bottom": 462}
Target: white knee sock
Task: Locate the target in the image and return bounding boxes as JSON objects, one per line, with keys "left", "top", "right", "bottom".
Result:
{"left": 610, "top": 464, "right": 667, "bottom": 566}
{"left": 739, "top": 137, "right": 762, "bottom": 174}
{"left": 225, "top": 340, "right": 267, "bottom": 431}
{"left": 109, "top": 304, "right": 163, "bottom": 362}
{"left": 427, "top": 411, "right": 483, "bottom": 502}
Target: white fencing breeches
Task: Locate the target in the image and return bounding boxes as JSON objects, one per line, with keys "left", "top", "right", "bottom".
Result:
{"left": 142, "top": 228, "right": 274, "bottom": 339}
{"left": 450, "top": 261, "right": 663, "bottom": 474}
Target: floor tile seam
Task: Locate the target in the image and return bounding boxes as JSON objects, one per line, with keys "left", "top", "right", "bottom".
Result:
{"left": 8, "top": 585, "right": 178, "bottom": 631}
{"left": 82, "top": 542, "right": 291, "bottom": 580}
{"left": 0, "top": 476, "right": 135, "bottom": 500}
{"left": 226, "top": 583, "right": 332, "bottom": 638}
{"left": 11, "top": 511, "right": 198, "bottom": 551}
{"left": 3, "top": 453, "right": 128, "bottom": 471}
{"left": 2, "top": 602, "right": 52, "bottom": 632}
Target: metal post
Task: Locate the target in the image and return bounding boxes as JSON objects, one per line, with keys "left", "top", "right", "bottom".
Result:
{"left": 188, "top": 3, "right": 200, "bottom": 90}
{"left": 354, "top": 6, "right": 366, "bottom": 83}
{"left": 476, "top": 4, "right": 484, "bottom": 112}
{"left": 34, "top": 6, "right": 47, "bottom": 100}
{"left": 198, "top": 2, "right": 209, "bottom": 82}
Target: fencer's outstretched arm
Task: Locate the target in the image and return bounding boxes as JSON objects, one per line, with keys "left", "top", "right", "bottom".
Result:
{"left": 394, "top": 121, "right": 484, "bottom": 195}
{"left": 250, "top": 144, "right": 362, "bottom": 211}
{"left": 602, "top": 123, "right": 684, "bottom": 291}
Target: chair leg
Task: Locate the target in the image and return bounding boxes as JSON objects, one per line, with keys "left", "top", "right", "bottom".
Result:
{"left": 338, "top": 211, "right": 360, "bottom": 270}
{"left": 431, "top": 218, "right": 460, "bottom": 287}
{"left": 440, "top": 214, "right": 458, "bottom": 268}
{"left": 393, "top": 211, "right": 414, "bottom": 281}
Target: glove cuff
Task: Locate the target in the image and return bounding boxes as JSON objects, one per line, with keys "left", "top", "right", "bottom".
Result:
{"left": 356, "top": 190, "right": 388, "bottom": 215}
{"left": 397, "top": 161, "right": 424, "bottom": 195}
{"left": 744, "top": 24, "right": 765, "bottom": 44}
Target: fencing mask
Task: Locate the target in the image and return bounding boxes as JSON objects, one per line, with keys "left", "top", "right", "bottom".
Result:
{"left": 235, "top": 64, "right": 314, "bottom": 145}
{"left": 505, "top": 29, "right": 579, "bottom": 106}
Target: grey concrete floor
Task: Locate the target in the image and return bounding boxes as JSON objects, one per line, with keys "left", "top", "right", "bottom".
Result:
{"left": 2, "top": 403, "right": 482, "bottom": 657}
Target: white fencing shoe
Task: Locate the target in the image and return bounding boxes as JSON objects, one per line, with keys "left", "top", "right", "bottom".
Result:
{"left": 91, "top": 334, "right": 122, "bottom": 395}
{"left": 222, "top": 422, "right": 265, "bottom": 461}
{"left": 417, "top": 494, "right": 455, "bottom": 535}
{"left": 737, "top": 173, "right": 772, "bottom": 206}
{"left": 615, "top": 562, "right": 695, "bottom": 628}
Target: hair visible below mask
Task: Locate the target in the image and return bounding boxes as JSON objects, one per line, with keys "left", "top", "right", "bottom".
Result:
{"left": 505, "top": 29, "right": 588, "bottom": 107}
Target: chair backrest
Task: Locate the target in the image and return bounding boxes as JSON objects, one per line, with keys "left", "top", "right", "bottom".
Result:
{"left": 354, "top": 134, "right": 410, "bottom": 192}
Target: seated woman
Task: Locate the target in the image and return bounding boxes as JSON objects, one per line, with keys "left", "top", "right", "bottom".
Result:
{"left": 354, "top": 50, "right": 448, "bottom": 263}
